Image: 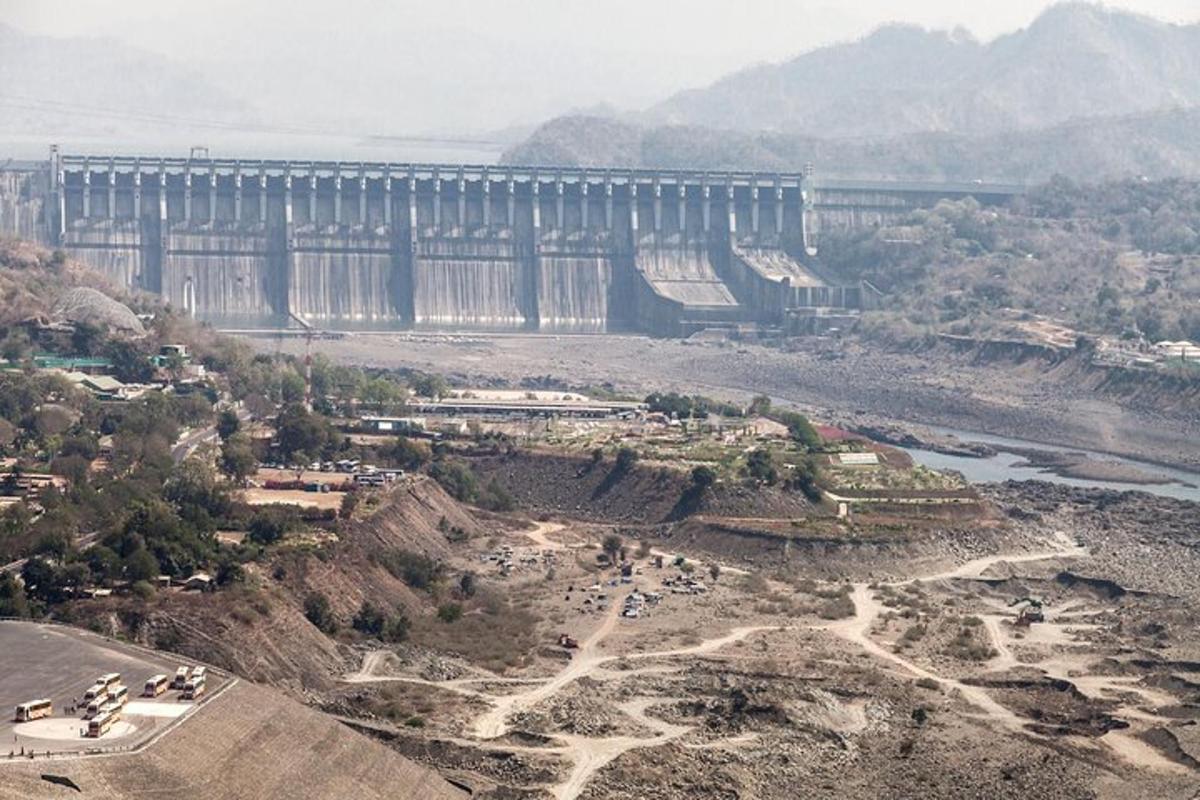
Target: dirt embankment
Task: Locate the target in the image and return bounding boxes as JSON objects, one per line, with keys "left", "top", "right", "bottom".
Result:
{"left": 273, "top": 475, "right": 489, "bottom": 623}
{"left": 0, "top": 678, "right": 467, "bottom": 800}
{"left": 465, "top": 450, "right": 812, "bottom": 525}
{"left": 62, "top": 476, "right": 497, "bottom": 692}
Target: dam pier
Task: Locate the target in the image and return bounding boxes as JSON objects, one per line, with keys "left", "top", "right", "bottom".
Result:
{"left": 2, "top": 152, "right": 1021, "bottom": 335}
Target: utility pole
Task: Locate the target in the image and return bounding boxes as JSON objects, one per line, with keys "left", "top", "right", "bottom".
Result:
{"left": 289, "top": 312, "right": 316, "bottom": 411}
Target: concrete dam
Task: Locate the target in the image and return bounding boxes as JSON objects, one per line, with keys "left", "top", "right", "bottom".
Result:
{"left": 2, "top": 153, "right": 1022, "bottom": 335}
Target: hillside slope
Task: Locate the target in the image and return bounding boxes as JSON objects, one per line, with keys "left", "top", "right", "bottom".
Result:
{"left": 0, "top": 678, "right": 466, "bottom": 800}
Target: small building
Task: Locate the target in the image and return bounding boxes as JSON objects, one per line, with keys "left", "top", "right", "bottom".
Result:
{"left": 182, "top": 573, "right": 213, "bottom": 592}
{"left": 836, "top": 452, "right": 880, "bottom": 466}
{"left": 361, "top": 416, "right": 427, "bottom": 433}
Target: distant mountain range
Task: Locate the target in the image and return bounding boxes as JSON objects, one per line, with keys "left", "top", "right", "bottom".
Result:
{"left": 0, "top": 24, "right": 253, "bottom": 139}
{"left": 645, "top": 3, "right": 1200, "bottom": 138}
{"left": 505, "top": 4, "right": 1200, "bottom": 182}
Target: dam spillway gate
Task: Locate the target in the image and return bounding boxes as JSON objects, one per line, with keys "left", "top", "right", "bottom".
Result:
{"left": 7, "top": 153, "right": 1022, "bottom": 336}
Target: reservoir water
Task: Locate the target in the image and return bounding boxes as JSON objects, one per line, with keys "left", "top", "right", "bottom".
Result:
{"left": 902, "top": 426, "right": 1200, "bottom": 503}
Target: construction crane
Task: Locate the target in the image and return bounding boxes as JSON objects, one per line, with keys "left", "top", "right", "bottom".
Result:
{"left": 288, "top": 312, "right": 316, "bottom": 411}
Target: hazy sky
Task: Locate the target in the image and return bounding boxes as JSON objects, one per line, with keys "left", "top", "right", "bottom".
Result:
{"left": 2, "top": 0, "right": 1198, "bottom": 135}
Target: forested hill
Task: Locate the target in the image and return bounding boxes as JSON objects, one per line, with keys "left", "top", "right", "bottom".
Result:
{"left": 501, "top": 107, "right": 1200, "bottom": 183}
{"left": 822, "top": 177, "right": 1200, "bottom": 347}
{"left": 644, "top": 4, "right": 1200, "bottom": 138}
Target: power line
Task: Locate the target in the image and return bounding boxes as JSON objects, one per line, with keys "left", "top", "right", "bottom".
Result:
{"left": 0, "top": 93, "right": 508, "bottom": 149}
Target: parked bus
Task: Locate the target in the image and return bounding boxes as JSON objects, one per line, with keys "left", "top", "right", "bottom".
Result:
{"left": 85, "top": 708, "right": 120, "bottom": 738}
{"left": 144, "top": 674, "right": 169, "bottom": 697}
{"left": 190, "top": 666, "right": 207, "bottom": 682}
{"left": 84, "top": 694, "right": 110, "bottom": 720}
{"left": 14, "top": 698, "right": 52, "bottom": 722}
{"left": 83, "top": 683, "right": 106, "bottom": 703}
{"left": 171, "top": 666, "right": 190, "bottom": 689}
{"left": 181, "top": 677, "right": 206, "bottom": 700}
{"left": 97, "top": 673, "right": 121, "bottom": 691}
{"left": 108, "top": 685, "right": 128, "bottom": 708}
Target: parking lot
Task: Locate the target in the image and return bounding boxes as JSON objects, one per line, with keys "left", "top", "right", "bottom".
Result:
{"left": 0, "top": 621, "right": 224, "bottom": 755}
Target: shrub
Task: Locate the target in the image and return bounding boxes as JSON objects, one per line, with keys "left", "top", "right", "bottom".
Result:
{"left": 437, "top": 603, "right": 463, "bottom": 623}
{"left": 382, "top": 613, "right": 410, "bottom": 643}
{"left": 744, "top": 449, "right": 779, "bottom": 485}
{"left": 248, "top": 507, "right": 299, "bottom": 545}
{"left": 691, "top": 465, "right": 717, "bottom": 489}
{"left": 375, "top": 549, "right": 444, "bottom": 591}
{"left": 602, "top": 534, "right": 623, "bottom": 564}
{"left": 353, "top": 602, "right": 386, "bottom": 636}
{"left": 614, "top": 447, "right": 638, "bottom": 474}
{"left": 816, "top": 594, "right": 856, "bottom": 620}
{"left": 339, "top": 491, "right": 360, "bottom": 519}
{"left": 429, "top": 460, "right": 478, "bottom": 503}
{"left": 304, "top": 592, "right": 337, "bottom": 633}
{"left": 478, "top": 479, "right": 514, "bottom": 512}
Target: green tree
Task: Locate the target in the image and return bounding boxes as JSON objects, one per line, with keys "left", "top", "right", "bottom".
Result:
{"left": 353, "top": 601, "right": 386, "bottom": 636}
{"left": 86, "top": 545, "right": 123, "bottom": 585}
{"left": 21, "top": 558, "right": 65, "bottom": 603}
{"left": 409, "top": 372, "right": 448, "bottom": 399}
{"left": 216, "top": 409, "right": 241, "bottom": 440}
{"left": 691, "top": 465, "right": 717, "bottom": 490}
{"left": 220, "top": 434, "right": 257, "bottom": 483}
{"left": 339, "top": 491, "right": 359, "bottom": 519}
{"left": 304, "top": 592, "right": 337, "bottom": 633}
{"left": 0, "top": 329, "right": 31, "bottom": 362}
{"left": 777, "top": 411, "right": 822, "bottom": 451}
{"left": 70, "top": 322, "right": 104, "bottom": 356}
{"left": 429, "top": 460, "right": 478, "bottom": 503}
{"left": 0, "top": 572, "right": 30, "bottom": 617}
{"left": 248, "top": 508, "right": 296, "bottom": 545}
{"left": 614, "top": 447, "right": 638, "bottom": 474}
{"left": 459, "top": 571, "right": 477, "bottom": 598}
{"left": 602, "top": 533, "right": 623, "bottom": 565}
{"left": 279, "top": 371, "right": 307, "bottom": 405}
{"left": 106, "top": 340, "right": 154, "bottom": 384}
{"left": 748, "top": 394, "right": 772, "bottom": 416}
{"left": 275, "top": 404, "right": 331, "bottom": 461}
{"left": 124, "top": 547, "right": 160, "bottom": 582}
{"left": 379, "top": 436, "right": 430, "bottom": 470}
{"left": 745, "top": 449, "right": 779, "bottom": 485}
{"left": 382, "top": 613, "right": 410, "bottom": 643}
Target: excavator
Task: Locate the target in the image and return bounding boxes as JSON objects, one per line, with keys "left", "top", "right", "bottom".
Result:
{"left": 1009, "top": 596, "right": 1045, "bottom": 627}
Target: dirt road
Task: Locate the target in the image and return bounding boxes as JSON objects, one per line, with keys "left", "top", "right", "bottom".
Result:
{"left": 825, "top": 537, "right": 1189, "bottom": 775}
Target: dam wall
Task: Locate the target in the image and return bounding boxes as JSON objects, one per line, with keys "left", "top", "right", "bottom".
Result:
{"left": 0, "top": 169, "right": 47, "bottom": 242}
{"left": 2, "top": 153, "right": 1022, "bottom": 335}
{"left": 292, "top": 228, "right": 397, "bottom": 325}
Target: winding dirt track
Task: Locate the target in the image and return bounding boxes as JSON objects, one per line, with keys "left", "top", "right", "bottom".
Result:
{"left": 345, "top": 524, "right": 1189, "bottom": 797}
{"left": 825, "top": 534, "right": 1188, "bottom": 775}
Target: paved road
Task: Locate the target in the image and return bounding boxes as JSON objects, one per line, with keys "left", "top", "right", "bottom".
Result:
{"left": 171, "top": 408, "right": 252, "bottom": 465}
